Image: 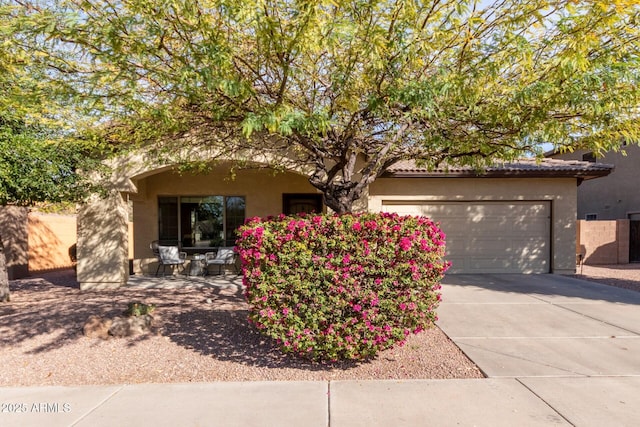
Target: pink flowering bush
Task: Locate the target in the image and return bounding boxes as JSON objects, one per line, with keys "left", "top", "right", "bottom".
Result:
{"left": 236, "top": 212, "right": 449, "bottom": 362}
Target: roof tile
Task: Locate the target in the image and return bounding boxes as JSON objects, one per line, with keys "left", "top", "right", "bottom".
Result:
{"left": 385, "top": 159, "right": 613, "bottom": 180}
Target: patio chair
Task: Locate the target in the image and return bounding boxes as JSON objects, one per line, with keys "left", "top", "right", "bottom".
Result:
{"left": 204, "top": 247, "right": 239, "bottom": 276}
{"left": 151, "top": 241, "right": 187, "bottom": 276}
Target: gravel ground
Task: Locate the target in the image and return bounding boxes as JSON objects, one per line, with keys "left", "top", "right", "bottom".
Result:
{"left": 1, "top": 270, "right": 482, "bottom": 387}
{"left": 3, "top": 265, "right": 637, "bottom": 387}
{"left": 575, "top": 264, "right": 640, "bottom": 292}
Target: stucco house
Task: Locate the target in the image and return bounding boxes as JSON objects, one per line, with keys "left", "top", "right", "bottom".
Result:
{"left": 549, "top": 144, "right": 640, "bottom": 263}
{"left": 75, "top": 151, "right": 612, "bottom": 290}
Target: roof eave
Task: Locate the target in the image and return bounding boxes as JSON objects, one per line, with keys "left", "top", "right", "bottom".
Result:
{"left": 381, "top": 169, "right": 613, "bottom": 180}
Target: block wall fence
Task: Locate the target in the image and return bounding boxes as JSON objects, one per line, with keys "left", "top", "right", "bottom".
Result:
{"left": 576, "top": 219, "right": 630, "bottom": 265}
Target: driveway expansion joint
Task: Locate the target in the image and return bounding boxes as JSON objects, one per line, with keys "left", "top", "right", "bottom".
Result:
{"left": 515, "top": 378, "right": 577, "bottom": 426}
{"left": 70, "top": 385, "right": 124, "bottom": 427}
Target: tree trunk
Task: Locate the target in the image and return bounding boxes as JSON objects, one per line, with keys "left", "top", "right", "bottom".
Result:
{"left": 0, "top": 236, "right": 9, "bottom": 302}
{"left": 306, "top": 144, "right": 386, "bottom": 215}
{"left": 317, "top": 181, "right": 360, "bottom": 214}
{"left": 323, "top": 190, "right": 354, "bottom": 214}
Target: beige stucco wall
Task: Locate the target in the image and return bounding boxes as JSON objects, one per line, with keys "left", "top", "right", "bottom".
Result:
{"left": 130, "top": 165, "right": 322, "bottom": 274}
{"left": 3, "top": 208, "right": 130, "bottom": 280}
{"left": 551, "top": 146, "right": 640, "bottom": 220}
{"left": 26, "top": 214, "right": 133, "bottom": 273}
{"left": 369, "top": 177, "right": 578, "bottom": 274}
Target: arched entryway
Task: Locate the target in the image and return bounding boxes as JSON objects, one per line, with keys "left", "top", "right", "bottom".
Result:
{"left": 76, "top": 152, "right": 325, "bottom": 290}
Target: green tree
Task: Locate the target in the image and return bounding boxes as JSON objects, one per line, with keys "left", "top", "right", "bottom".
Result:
{"left": 8, "top": 0, "right": 640, "bottom": 214}
{"left": 0, "top": 120, "right": 96, "bottom": 206}
{"left": 0, "top": 3, "right": 101, "bottom": 301}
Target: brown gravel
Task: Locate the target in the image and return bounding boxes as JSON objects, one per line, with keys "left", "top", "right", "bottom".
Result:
{"left": 5, "top": 265, "right": 636, "bottom": 387}
{"left": 574, "top": 264, "right": 640, "bottom": 292}
{"left": 1, "top": 270, "right": 483, "bottom": 387}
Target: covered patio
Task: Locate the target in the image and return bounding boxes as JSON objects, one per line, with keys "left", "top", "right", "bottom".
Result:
{"left": 75, "top": 148, "right": 332, "bottom": 290}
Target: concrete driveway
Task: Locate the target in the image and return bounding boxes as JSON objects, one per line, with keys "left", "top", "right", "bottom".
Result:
{"left": 437, "top": 273, "right": 640, "bottom": 426}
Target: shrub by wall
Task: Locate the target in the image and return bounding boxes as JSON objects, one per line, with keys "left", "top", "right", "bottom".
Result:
{"left": 236, "top": 212, "right": 449, "bottom": 362}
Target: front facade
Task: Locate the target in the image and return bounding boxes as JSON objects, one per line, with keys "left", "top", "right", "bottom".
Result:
{"left": 75, "top": 152, "right": 611, "bottom": 290}
{"left": 370, "top": 160, "right": 611, "bottom": 274}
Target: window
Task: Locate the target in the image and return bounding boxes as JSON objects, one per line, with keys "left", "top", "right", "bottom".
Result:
{"left": 585, "top": 213, "right": 598, "bottom": 221}
{"left": 283, "top": 194, "right": 323, "bottom": 215}
{"left": 158, "top": 197, "right": 179, "bottom": 244}
{"left": 158, "top": 196, "right": 245, "bottom": 248}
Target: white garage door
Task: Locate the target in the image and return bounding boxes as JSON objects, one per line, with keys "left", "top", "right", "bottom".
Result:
{"left": 382, "top": 201, "right": 551, "bottom": 274}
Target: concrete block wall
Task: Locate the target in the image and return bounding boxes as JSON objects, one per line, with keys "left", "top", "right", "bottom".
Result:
{"left": 577, "top": 219, "right": 629, "bottom": 265}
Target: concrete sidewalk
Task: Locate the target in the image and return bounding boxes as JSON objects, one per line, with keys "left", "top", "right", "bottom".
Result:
{"left": 2, "top": 274, "right": 640, "bottom": 426}
{"left": 5, "top": 378, "right": 628, "bottom": 427}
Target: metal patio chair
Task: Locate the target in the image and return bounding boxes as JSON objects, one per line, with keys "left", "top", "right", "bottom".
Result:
{"left": 204, "top": 247, "right": 239, "bottom": 276}
{"left": 151, "top": 241, "right": 187, "bottom": 276}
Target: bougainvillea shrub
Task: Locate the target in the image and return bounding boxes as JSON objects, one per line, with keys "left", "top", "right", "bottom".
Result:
{"left": 236, "top": 212, "right": 449, "bottom": 362}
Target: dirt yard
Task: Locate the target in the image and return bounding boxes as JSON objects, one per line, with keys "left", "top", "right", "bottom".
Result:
{"left": 575, "top": 264, "right": 640, "bottom": 292}
{"left": 0, "top": 270, "right": 482, "bottom": 386}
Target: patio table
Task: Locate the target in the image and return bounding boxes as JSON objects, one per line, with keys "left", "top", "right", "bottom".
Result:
{"left": 188, "top": 254, "right": 206, "bottom": 276}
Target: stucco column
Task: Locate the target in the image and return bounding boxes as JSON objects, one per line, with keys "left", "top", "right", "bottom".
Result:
{"left": 553, "top": 190, "right": 578, "bottom": 275}
{"left": 77, "top": 191, "right": 129, "bottom": 290}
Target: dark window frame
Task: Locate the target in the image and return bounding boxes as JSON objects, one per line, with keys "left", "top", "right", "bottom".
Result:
{"left": 158, "top": 195, "right": 245, "bottom": 249}
{"left": 283, "top": 193, "right": 324, "bottom": 215}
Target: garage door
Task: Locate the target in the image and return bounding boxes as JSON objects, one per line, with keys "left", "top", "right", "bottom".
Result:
{"left": 382, "top": 201, "right": 551, "bottom": 274}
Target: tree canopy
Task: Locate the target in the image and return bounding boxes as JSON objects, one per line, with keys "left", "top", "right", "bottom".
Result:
{"left": 1, "top": 2, "right": 103, "bottom": 205}
{"left": 8, "top": 0, "right": 640, "bottom": 212}
{"left": 0, "top": 2, "right": 104, "bottom": 301}
{"left": 0, "top": 119, "right": 100, "bottom": 205}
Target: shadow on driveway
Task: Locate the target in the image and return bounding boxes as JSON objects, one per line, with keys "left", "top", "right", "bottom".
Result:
{"left": 442, "top": 273, "right": 640, "bottom": 305}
